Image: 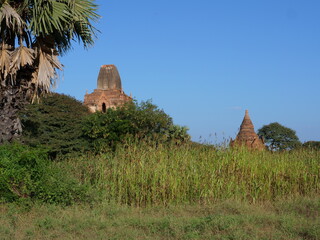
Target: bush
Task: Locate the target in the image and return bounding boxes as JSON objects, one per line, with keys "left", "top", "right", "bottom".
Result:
{"left": 20, "top": 93, "right": 90, "bottom": 159}
{"left": 302, "top": 141, "right": 320, "bottom": 150}
{"left": 82, "top": 100, "right": 190, "bottom": 151}
{"left": 0, "top": 143, "right": 87, "bottom": 205}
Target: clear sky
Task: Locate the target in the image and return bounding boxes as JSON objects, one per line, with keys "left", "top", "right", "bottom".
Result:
{"left": 56, "top": 0, "right": 320, "bottom": 143}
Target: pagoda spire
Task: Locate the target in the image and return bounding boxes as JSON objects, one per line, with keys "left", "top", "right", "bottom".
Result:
{"left": 230, "top": 110, "right": 265, "bottom": 150}
{"left": 237, "top": 110, "right": 256, "bottom": 140}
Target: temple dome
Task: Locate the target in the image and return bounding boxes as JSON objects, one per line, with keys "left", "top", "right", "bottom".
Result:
{"left": 97, "top": 65, "right": 122, "bottom": 90}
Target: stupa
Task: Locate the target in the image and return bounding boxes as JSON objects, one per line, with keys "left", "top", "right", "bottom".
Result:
{"left": 84, "top": 65, "right": 132, "bottom": 113}
{"left": 230, "top": 110, "right": 265, "bottom": 150}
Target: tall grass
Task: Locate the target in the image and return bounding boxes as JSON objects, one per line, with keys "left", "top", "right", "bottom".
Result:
{"left": 66, "top": 141, "right": 319, "bottom": 206}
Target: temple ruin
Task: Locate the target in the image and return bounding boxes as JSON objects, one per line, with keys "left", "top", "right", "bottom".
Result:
{"left": 84, "top": 65, "right": 132, "bottom": 113}
{"left": 230, "top": 110, "right": 265, "bottom": 150}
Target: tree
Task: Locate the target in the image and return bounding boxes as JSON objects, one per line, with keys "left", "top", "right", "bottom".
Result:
{"left": 0, "top": 0, "right": 99, "bottom": 143}
{"left": 82, "top": 100, "right": 191, "bottom": 151}
{"left": 257, "top": 122, "right": 301, "bottom": 151}
{"left": 19, "top": 93, "right": 90, "bottom": 158}
{"left": 21, "top": 97, "right": 191, "bottom": 156}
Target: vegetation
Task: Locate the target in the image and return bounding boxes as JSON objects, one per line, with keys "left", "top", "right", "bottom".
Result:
{"left": 0, "top": 144, "right": 88, "bottom": 205}
{"left": 67, "top": 141, "right": 319, "bottom": 206}
{"left": 20, "top": 93, "right": 90, "bottom": 158}
{"left": 258, "top": 122, "right": 301, "bottom": 151}
{"left": 0, "top": 139, "right": 319, "bottom": 239}
{"left": 0, "top": 0, "right": 99, "bottom": 143}
{"left": 1, "top": 197, "right": 319, "bottom": 239}
{"left": 82, "top": 101, "right": 190, "bottom": 151}
{"left": 303, "top": 141, "right": 320, "bottom": 150}
{"left": 1, "top": 141, "right": 318, "bottom": 206}
{"left": 20, "top": 95, "right": 190, "bottom": 157}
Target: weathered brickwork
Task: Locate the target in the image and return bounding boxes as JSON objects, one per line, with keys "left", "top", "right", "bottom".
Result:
{"left": 230, "top": 110, "right": 265, "bottom": 150}
{"left": 84, "top": 65, "right": 132, "bottom": 113}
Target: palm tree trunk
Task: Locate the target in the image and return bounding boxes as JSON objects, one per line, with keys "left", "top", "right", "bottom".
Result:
{"left": 0, "top": 86, "right": 26, "bottom": 143}
{"left": 0, "top": 64, "right": 36, "bottom": 144}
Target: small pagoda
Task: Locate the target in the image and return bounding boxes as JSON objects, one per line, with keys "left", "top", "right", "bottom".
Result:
{"left": 84, "top": 65, "right": 132, "bottom": 113}
{"left": 230, "top": 110, "right": 265, "bottom": 150}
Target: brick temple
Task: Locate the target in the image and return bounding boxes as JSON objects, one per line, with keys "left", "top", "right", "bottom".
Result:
{"left": 84, "top": 65, "right": 132, "bottom": 113}
{"left": 230, "top": 110, "right": 265, "bottom": 150}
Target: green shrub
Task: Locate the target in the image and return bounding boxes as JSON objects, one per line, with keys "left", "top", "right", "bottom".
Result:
{"left": 82, "top": 100, "right": 190, "bottom": 151}
{"left": 302, "top": 141, "right": 320, "bottom": 150}
{"left": 0, "top": 143, "right": 87, "bottom": 205}
{"left": 19, "top": 93, "right": 90, "bottom": 159}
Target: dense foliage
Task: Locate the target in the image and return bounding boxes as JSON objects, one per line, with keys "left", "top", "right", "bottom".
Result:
{"left": 258, "top": 122, "right": 301, "bottom": 151}
{"left": 82, "top": 100, "right": 190, "bottom": 151}
{"left": 0, "top": 144, "right": 87, "bottom": 205}
{"left": 20, "top": 93, "right": 90, "bottom": 158}
{"left": 20, "top": 94, "right": 190, "bottom": 156}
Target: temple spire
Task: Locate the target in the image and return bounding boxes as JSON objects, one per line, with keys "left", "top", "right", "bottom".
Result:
{"left": 245, "top": 109, "right": 249, "bottom": 118}
{"left": 230, "top": 110, "right": 265, "bottom": 150}
{"left": 238, "top": 109, "right": 255, "bottom": 139}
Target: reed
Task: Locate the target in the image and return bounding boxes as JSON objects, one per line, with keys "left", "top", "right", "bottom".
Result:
{"left": 67, "top": 141, "right": 320, "bottom": 206}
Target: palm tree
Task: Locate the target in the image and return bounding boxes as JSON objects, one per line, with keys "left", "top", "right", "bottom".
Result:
{"left": 0, "top": 0, "right": 99, "bottom": 143}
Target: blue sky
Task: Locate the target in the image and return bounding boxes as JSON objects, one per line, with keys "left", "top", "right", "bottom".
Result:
{"left": 56, "top": 0, "right": 320, "bottom": 143}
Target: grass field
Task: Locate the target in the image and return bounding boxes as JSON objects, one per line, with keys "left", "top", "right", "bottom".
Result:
{"left": 1, "top": 142, "right": 319, "bottom": 239}
{"left": 0, "top": 197, "right": 319, "bottom": 239}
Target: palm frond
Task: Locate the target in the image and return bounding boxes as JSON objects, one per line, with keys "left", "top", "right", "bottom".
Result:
{"left": 35, "top": 48, "right": 62, "bottom": 93}
{"left": 1, "top": 0, "right": 99, "bottom": 99}
{"left": 66, "top": 0, "right": 100, "bottom": 48}
{"left": 10, "top": 46, "right": 34, "bottom": 73}
{"left": 30, "top": 0, "right": 69, "bottom": 36}
{"left": 0, "top": 43, "right": 11, "bottom": 78}
{"left": 0, "top": 2, "right": 24, "bottom": 32}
